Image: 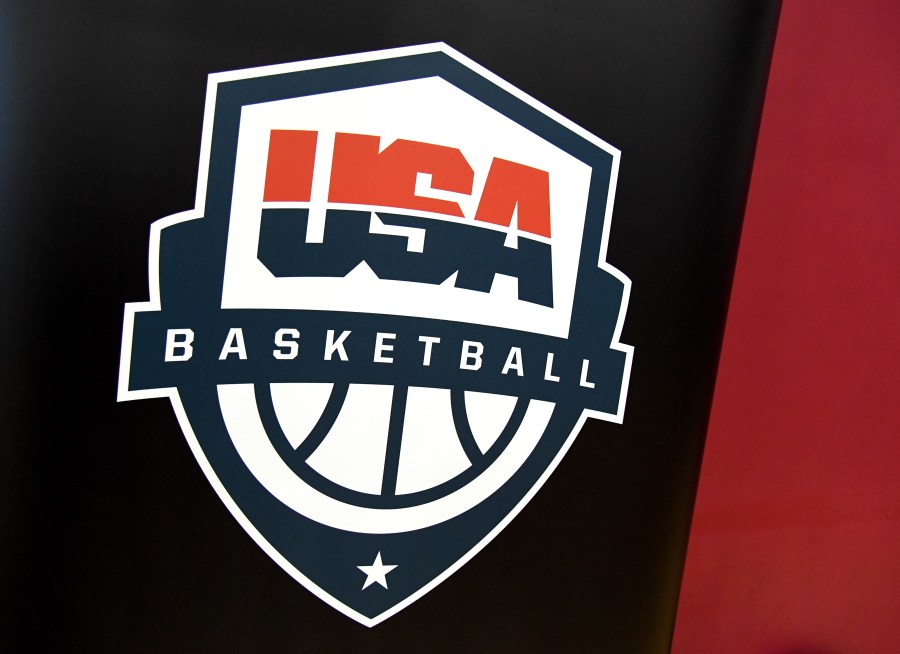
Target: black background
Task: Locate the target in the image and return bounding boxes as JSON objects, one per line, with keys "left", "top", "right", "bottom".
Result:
{"left": 0, "top": 1, "right": 779, "bottom": 651}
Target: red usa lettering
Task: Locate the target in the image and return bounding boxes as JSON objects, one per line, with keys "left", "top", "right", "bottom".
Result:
{"left": 263, "top": 130, "right": 552, "bottom": 238}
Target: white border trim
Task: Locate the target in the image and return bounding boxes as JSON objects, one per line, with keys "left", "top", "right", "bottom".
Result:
{"left": 117, "top": 42, "right": 634, "bottom": 627}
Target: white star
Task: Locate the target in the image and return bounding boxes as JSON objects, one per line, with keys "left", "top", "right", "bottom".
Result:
{"left": 357, "top": 551, "right": 397, "bottom": 590}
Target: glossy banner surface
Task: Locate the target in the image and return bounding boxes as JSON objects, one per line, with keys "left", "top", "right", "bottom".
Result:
{"left": 1, "top": 1, "right": 779, "bottom": 651}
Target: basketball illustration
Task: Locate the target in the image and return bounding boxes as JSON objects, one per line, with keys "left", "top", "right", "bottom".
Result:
{"left": 220, "top": 382, "right": 551, "bottom": 532}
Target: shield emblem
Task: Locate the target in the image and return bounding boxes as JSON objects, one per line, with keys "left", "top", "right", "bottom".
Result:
{"left": 118, "top": 43, "right": 633, "bottom": 626}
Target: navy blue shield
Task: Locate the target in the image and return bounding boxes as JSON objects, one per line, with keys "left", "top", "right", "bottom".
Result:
{"left": 118, "top": 44, "right": 632, "bottom": 625}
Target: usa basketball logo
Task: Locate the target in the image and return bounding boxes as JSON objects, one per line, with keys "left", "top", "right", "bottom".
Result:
{"left": 118, "top": 43, "right": 633, "bottom": 626}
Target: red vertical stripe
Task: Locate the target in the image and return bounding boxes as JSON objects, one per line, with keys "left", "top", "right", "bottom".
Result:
{"left": 263, "top": 130, "right": 318, "bottom": 202}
